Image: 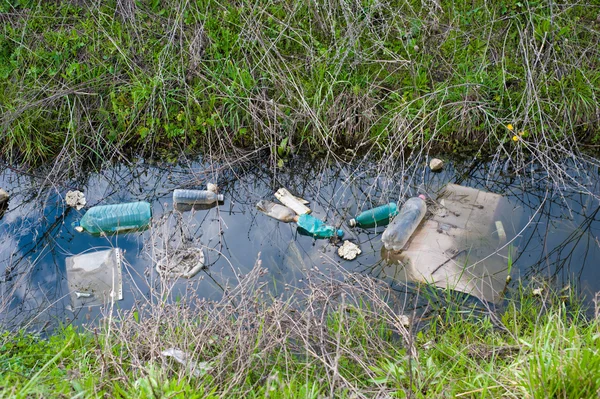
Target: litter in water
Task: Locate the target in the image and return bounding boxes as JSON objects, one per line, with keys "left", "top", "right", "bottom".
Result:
{"left": 65, "top": 190, "right": 86, "bottom": 210}
{"left": 0, "top": 188, "right": 9, "bottom": 205}
{"left": 275, "top": 188, "right": 311, "bottom": 215}
{"left": 256, "top": 200, "right": 298, "bottom": 223}
{"left": 78, "top": 201, "right": 152, "bottom": 234}
{"left": 378, "top": 184, "right": 518, "bottom": 303}
{"left": 429, "top": 158, "right": 444, "bottom": 172}
{"left": 65, "top": 248, "right": 123, "bottom": 308}
{"left": 381, "top": 195, "right": 427, "bottom": 251}
{"left": 349, "top": 202, "right": 398, "bottom": 228}
{"left": 206, "top": 183, "right": 218, "bottom": 193}
{"left": 297, "top": 214, "right": 343, "bottom": 239}
{"left": 0, "top": 188, "right": 7, "bottom": 220}
{"left": 173, "top": 189, "right": 223, "bottom": 205}
{"left": 338, "top": 240, "right": 361, "bottom": 260}
{"left": 156, "top": 246, "right": 205, "bottom": 279}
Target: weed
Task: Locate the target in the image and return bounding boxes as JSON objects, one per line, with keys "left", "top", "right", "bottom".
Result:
{"left": 0, "top": 0, "right": 598, "bottom": 186}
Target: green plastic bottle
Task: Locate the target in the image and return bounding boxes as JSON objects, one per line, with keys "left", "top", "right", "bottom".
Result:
{"left": 79, "top": 201, "right": 152, "bottom": 234}
{"left": 348, "top": 202, "right": 398, "bottom": 228}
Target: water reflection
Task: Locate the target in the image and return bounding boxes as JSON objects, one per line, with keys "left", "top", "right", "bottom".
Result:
{"left": 0, "top": 155, "right": 599, "bottom": 332}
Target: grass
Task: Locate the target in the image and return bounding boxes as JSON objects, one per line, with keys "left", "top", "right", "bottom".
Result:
{"left": 1, "top": 261, "right": 599, "bottom": 398}
{"left": 1, "top": 0, "right": 599, "bottom": 171}
{"left": 1, "top": 1, "right": 600, "bottom": 396}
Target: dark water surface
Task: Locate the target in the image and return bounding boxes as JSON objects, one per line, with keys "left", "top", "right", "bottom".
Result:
{"left": 1, "top": 155, "right": 599, "bottom": 331}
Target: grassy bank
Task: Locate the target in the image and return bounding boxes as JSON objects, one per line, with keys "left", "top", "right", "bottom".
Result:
{"left": 1, "top": 264, "right": 599, "bottom": 398}
{"left": 1, "top": 0, "right": 599, "bottom": 166}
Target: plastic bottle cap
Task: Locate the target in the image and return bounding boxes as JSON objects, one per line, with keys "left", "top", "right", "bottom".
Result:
{"left": 418, "top": 194, "right": 427, "bottom": 201}
{"left": 337, "top": 229, "right": 345, "bottom": 238}
{"left": 348, "top": 219, "right": 356, "bottom": 227}
{"left": 217, "top": 194, "right": 224, "bottom": 202}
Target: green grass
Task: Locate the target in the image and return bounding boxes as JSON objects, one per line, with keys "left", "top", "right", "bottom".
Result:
{"left": 1, "top": 0, "right": 599, "bottom": 166}
{"left": 1, "top": 279, "right": 599, "bottom": 398}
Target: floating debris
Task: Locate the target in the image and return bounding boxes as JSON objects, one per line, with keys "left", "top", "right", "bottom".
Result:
{"left": 65, "top": 190, "right": 86, "bottom": 210}
{"left": 338, "top": 240, "right": 361, "bottom": 260}
{"left": 65, "top": 248, "right": 123, "bottom": 308}
{"left": 379, "top": 184, "right": 518, "bottom": 303}
{"left": 156, "top": 247, "right": 205, "bottom": 279}
{"left": 297, "top": 214, "right": 343, "bottom": 239}
{"left": 275, "top": 188, "right": 311, "bottom": 215}
{"left": 256, "top": 200, "right": 298, "bottom": 223}
{"left": 78, "top": 201, "right": 152, "bottom": 234}
{"left": 429, "top": 158, "right": 444, "bottom": 172}
{"left": 174, "top": 202, "right": 218, "bottom": 212}
{"left": 349, "top": 203, "right": 398, "bottom": 228}
{"left": 0, "top": 188, "right": 8, "bottom": 206}
{"left": 381, "top": 195, "right": 427, "bottom": 251}
{"left": 173, "top": 189, "right": 223, "bottom": 205}
{"left": 495, "top": 220, "right": 507, "bottom": 245}
{"left": 206, "top": 182, "right": 218, "bottom": 193}
{"left": 0, "top": 188, "right": 8, "bottom": 220}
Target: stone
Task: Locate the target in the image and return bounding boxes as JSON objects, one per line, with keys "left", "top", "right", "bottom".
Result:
{"left": 0, "top": 188, "right": 8, "bottom": 205}
{"left": 65, "top": 190, "right": 86, "bottom": 210}
{"left": 429, "top": 158, "right": 444, "bottom": 172}
{"left": 337, "top": 240, "right": 361, "bottom": 260}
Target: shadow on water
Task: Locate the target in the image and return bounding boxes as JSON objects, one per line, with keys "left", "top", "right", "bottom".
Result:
{"left": 0, "top": 154, "right": 599, "bottom": 332}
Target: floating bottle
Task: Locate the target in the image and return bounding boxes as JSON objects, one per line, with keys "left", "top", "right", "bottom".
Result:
{"left": 256, "top": 200, "right": 298, "bottom": 223}
{"left": 381, "top": 195, "right": 427, "bottom": 251}
{"left": 173, "top": 189, "right": 223, "bottom": 205}
{"left": 349, "top": 202, "right": 398, "bottom": 228}
{"left": 296, "top": 214, "right": 344, "bottom": 239}
{"left": 78, "top": 201, "right": 152, "bottom": 234}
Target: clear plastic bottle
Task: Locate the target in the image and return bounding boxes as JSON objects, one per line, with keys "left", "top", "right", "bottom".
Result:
{"left": 79, "top": 201, "right": 152, "bottom": 234}
{"left": 173, "top": 189, "right": 224, "bottom": 205}
{"left": 256, "top": 200, "right": 298, "bottom": 223}
{"left": 297, "top": 214, "right": 344, "bottom": 239}
{"left": 381, "top": 195, "right": 427, "bottom": 251}
{"left": 349, "top": 202, "right": 398, "bottom": 228}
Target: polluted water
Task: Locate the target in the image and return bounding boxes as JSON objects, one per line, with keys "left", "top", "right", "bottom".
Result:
{"left": 1, "top": 155, "right": 600, "bottom": 331}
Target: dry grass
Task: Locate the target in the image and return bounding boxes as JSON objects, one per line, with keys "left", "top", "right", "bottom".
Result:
{"left": 96, "top": 256, "right": 419, "bottom": 397}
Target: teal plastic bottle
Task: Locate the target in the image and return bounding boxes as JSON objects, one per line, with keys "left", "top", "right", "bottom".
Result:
{"left": 348, "top": 202, "right": 398, "bottom": 228}
{"left": 79, "top": 201, "right": 152, "bottom": 234}
{"left": 297, "top": 214, "right": 344, "bottom": 239}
